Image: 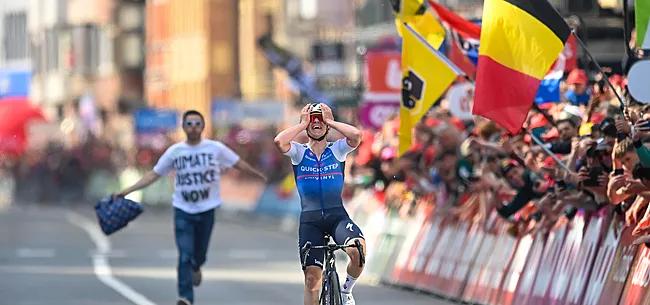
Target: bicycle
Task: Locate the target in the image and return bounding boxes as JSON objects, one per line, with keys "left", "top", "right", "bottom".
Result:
{"left": 301, "top": 234, "right": 366, "bottom": 305}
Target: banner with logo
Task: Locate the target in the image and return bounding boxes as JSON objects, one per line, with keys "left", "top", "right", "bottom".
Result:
{"left": 359, "top": 101, "right": 400, "bottom": 130}
{"left": 363, "top": 50, "right": 401, "bottom": 101}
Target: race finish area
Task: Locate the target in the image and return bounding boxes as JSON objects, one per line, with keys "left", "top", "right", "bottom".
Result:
{"left": 0, "top": 204, "right": 451, "bottom": 305}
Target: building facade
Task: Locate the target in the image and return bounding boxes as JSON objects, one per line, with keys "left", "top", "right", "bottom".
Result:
{"left": 28, "top": 0, "right": 145, "bottom": 148}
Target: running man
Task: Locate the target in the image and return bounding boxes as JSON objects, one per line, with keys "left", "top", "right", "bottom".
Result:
{"left": 274, "top": 103, "right": 366, "bottom": 305}
{"left": 115, "top": 110, "right": 267, "bottom": 305}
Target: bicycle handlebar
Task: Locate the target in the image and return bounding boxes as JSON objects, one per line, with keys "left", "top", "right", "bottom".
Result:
{"left": 301, "top": 240, "right": 366, "bottom": 270}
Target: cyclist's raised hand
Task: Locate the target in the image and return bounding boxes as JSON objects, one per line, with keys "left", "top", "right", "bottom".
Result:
{"left": 299, "top": 104, "right": 312, "bottom": 124}
{"left": 320, "top": 103, "right": 335, "bottom": 124}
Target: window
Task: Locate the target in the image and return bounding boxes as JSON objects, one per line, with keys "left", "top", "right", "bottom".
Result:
{"left": 31, "top": 41, "right": 42, "bottom": 74}
{"left": 44, "top": 28, "right": 59, "bottom": 71}
{"left": 71, "top": 24, "right": 110, "bottom": 74}
{"left": 119, "top": 33, "right": 142, "bottom": 68}
{"left": 299, "top": 0, "right": 317, "bottom": 20}
{"left": 3, "top": 12, "right": 29, "bottom": 61}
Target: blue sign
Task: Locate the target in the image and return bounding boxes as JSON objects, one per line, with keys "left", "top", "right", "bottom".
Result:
{"left": 134, "top": 108, "right": 179, "bottom": 133}
{"left": 0, "top": 69, "right": 31, "bottom": 99}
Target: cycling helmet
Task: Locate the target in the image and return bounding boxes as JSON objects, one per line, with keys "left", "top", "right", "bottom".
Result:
{"left": 307, "top": 103, "right": 328, "bottom": 141}
{"left": 309, "top": 103, "right": 324, "bottom": 122}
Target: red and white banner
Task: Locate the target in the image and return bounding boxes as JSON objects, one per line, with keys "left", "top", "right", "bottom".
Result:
{"left": 346, "top": 186, "right": 650, "bottom": 305}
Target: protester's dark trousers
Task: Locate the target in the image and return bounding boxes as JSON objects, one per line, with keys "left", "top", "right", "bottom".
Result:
{"left": 174, "top": 207, "right": 215, "bottom": 303}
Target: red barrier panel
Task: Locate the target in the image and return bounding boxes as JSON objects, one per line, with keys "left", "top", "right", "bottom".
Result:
{"left": 483, "top": 230, "right": 518, "bottom": 304}
{"left": 449, "top": 221, "right": 486, "bottom": 298}
{"left": 461, "top": 217, "right": 517, "bottom": 305}
{"left": 393, "top": 216, "right": 445, "bottom": 289}
{"left": 547, "top": 213, "right": 586, "bottom": 304}
{"left": 619, "top": 246, "right": 650, "bottom": 304}
{"left": 391, "top": 206, "right": 438, "bottom": 286}
{"left": 462, "top": 224, "right": 498, "bottom": 303}
{"left": 438, "top": 221, "right": 472, "bottom": 296}
{"left": 564, "top": 211, "right": 608, "bottom": 305}
{"left": 512, "top": 233, "right": 546, "bottom": 304}
{"left": 419, "top": 221, "right": 461, "bottom": 292}
{"left": 583, "top": 220, "right": 637, "bottom": 305}
{"left": 529, "top": 223, "right": 569, "bottom": 304}
{"left": 498, "top": 234, "right": 534, "bottom": 305}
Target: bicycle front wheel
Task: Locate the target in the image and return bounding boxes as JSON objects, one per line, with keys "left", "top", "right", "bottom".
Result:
{"left": 326, "top": 271, "right": 342, "bottom": 305}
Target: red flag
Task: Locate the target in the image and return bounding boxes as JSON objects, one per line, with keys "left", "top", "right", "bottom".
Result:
{"left": 448, "top": 38, "right": 477, "bottom": 79}
{"left": 428, "top": 0, "right": 481, "bottom": 39}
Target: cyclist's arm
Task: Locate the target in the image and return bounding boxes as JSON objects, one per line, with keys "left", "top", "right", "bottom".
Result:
{"left": 274, "top": 121, "right": 309, "bottom": 153}
{"left": 324, "top": 120, "right": 362, "bottom": 148}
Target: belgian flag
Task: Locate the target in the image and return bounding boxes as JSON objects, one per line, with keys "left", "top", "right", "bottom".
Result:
{"left": 472, "top": 0, "right": 571, "bottom": 133}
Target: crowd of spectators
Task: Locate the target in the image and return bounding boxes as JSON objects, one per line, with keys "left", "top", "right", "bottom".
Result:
{"left": 0, "top": 125, "right": 289, "bottom": 207}
{"left": 347, "top": 67, "right": 650, "bottom": 243}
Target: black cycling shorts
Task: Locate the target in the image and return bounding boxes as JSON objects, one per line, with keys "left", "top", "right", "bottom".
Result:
{"left": 298, "top": 207, "right": 365, "bottom": 269}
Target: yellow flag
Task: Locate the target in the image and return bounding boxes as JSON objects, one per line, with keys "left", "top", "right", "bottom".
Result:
{"left": 399, "top": 23, "right": 462, "bottom": 156}
{"left": 394, "top": 1, "right": 445, "bottom": 50}
{"left": 396, "top": 0, "right": 425, "bottom": 19}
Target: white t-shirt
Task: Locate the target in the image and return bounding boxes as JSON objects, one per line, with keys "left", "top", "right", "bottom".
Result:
{"left": 153, "top": 140, "right": 240, "bottom": 214}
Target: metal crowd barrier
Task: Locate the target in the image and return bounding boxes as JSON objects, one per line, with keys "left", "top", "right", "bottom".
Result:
{"left": 346, "top": 189, "right": 650, "bottom": 305}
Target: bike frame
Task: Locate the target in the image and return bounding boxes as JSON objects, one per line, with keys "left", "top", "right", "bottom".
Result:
{"left": 301, "top": 235, "right": 365, "bottom": 305}
{"left": 319, "top": 236, "right": 340, "bottom": 304}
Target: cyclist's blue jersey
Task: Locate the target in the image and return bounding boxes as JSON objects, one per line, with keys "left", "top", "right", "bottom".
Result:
{"left": 284, "top": 139, "right": 356, "bottom": 221}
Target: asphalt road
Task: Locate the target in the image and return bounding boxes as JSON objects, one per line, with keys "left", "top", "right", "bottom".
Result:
{"left": 0, "top": 204, "right": 457, "bottom": 305}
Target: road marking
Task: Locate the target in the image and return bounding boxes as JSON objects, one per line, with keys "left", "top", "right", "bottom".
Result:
{"left": 89, "top": 249, "right": 128, "bottom": 258}
{"left": 66, "top": 211, "right": 157, "bottom": 305}
{"left": 16, "top": 248, "right": 56, "bottom": 258}
{"left": 157, "top": 249, "right": 177, "bottom": 259}
{"left": 227, "top": 250, "right": 269, "bottom": 260}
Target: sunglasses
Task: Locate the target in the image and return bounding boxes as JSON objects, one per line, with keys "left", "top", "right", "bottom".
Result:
{"left": 310, "top": 113, "right": 323, "bottom": 122}
{"left": 184, "top": 120, "right": 203, "bottom": 127}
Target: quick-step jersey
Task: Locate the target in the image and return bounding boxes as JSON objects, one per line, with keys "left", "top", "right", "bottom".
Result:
{"left": 284, "top": 139, "right": 356, "bottom": 220}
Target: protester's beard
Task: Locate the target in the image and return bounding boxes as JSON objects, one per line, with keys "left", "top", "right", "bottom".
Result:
{"left": 186, "top": 131, "right": 201, "bottom": 142}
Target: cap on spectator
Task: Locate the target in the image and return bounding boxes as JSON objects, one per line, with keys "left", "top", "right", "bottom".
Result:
{"left": 542, "top": 128, "right": 559, "bottom": 141}
{"left": 500, "top": 159, "right": 519, "bottom": 176}
{"left": 542, "top": 155, "right": 560, "bottom": 169}
{"left": 567, "top": 69, "right": 588, "bottom": 85}
{"left": 579, "top": 123, "right": 594, "bottom": 136}
{"left": 381, "top": 146, "right": 397, "bottom": 161}
{"left": 538, "top": 103, "right": 554, "bottom": 110}
{"left": 609, "top": 75, "right": 623, "bottom": 87}
{"left": 529, "top": 113, "right": 549, "bottom": 129}
{"left": 563, "top": 105, "right": 584, "bottom": 119}
{"left": 449, "top": 117, "right": 465, "bottom": 131}
{"left": 425, "top": 117, "right": 441, "bottom": 128}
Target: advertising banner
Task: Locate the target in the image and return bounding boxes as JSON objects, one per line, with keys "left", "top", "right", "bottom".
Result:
{"left": 359, "top": 101, "right": 400, "bottom": 130}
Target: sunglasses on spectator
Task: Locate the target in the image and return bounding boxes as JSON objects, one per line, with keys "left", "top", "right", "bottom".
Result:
{"left": 184, "top": 120, "right": 203, "bottom": 127}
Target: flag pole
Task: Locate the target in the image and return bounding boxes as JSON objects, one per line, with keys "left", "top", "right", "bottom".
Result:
{"left": 570, "top": 31, "right": 626, "bottom": 113}
{"left": 525, "top": 128, "right": 575, "bottom": 174}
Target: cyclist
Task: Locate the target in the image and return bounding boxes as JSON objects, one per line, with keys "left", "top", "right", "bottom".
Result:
{"left": 274, "top": 103, "right": 366, "bottom": 305}
{"left": 115, "top": 110, "right": 267, "bottom": 305}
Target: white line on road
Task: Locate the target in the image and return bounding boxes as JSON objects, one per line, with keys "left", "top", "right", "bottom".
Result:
{"left": 16, "top": 248, "right": 56, "bottom": 258}
{"left": 66, "top": 211, "right": 157, "bottom": 305}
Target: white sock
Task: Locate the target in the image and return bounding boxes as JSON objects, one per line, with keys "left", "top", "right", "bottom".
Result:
{"left": 341, "top": 274, "right": 358, "bottom": 294}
